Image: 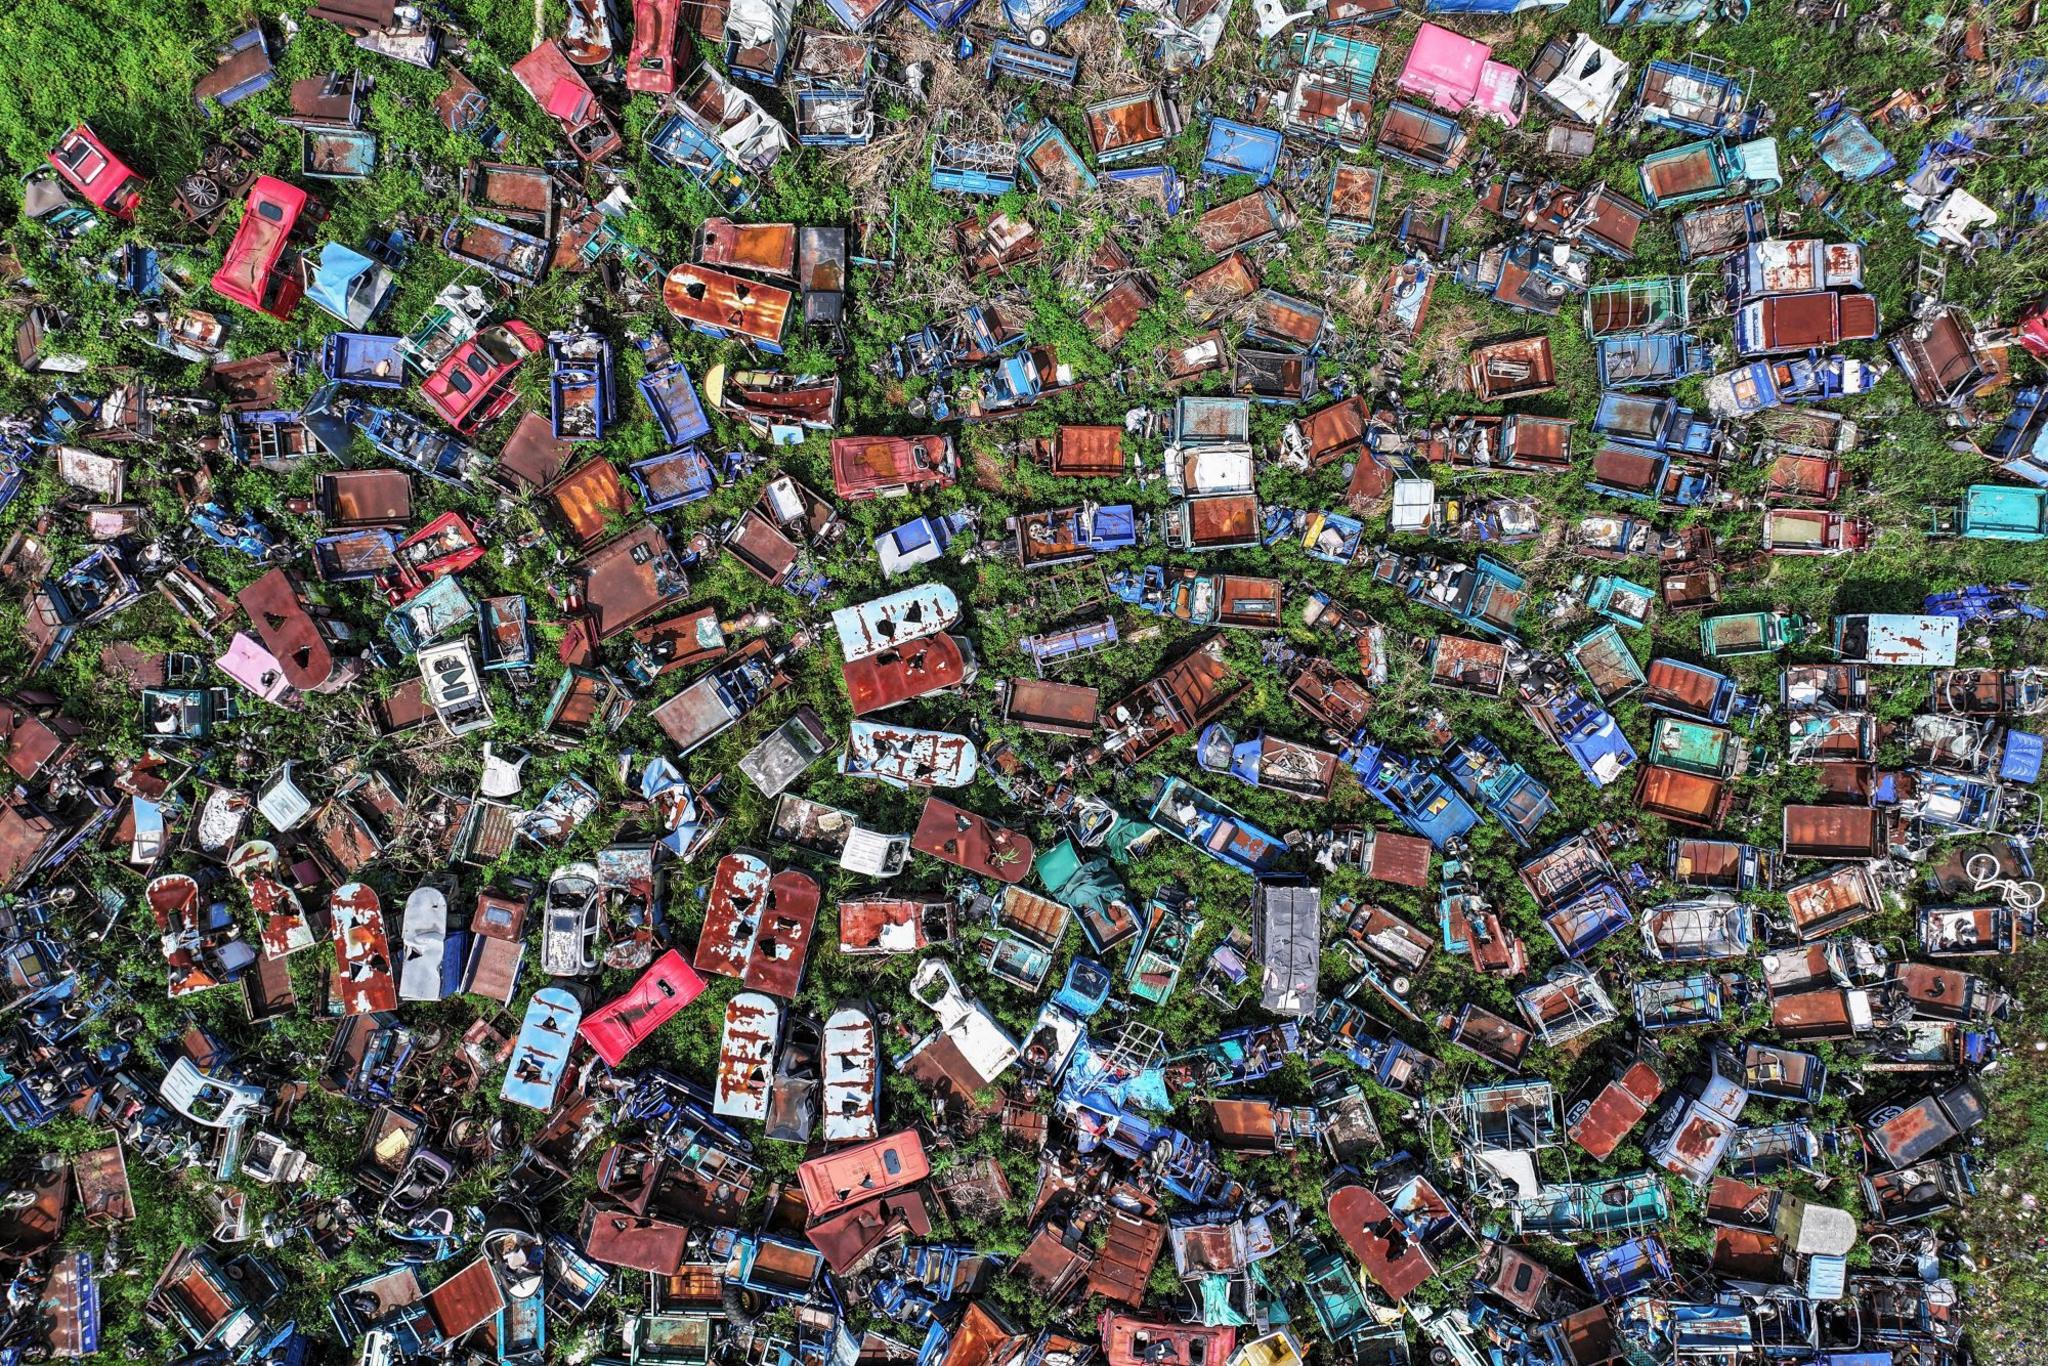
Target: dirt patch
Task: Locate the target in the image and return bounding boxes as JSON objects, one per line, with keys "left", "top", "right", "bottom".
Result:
{"left": 971, "top": 443, "right": 1013, "bottom": 493}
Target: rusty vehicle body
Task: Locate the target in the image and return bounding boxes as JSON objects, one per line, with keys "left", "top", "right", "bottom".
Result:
{"left": 844, "top": 634, "right": 974, "bottom": 716}
{"left": 838, "top": 897, "right": 953, "bottom": 954}
{"left": 740, "top": 869, "right": 820, "bottom": 997}
{"left": 548, "top": 459, "right": 632, "bottom": 549}
{"left": 1037, "top": 425, "right": 1127, "bottom": 478}
{"left": 567, "top": 524, "right": 688, "bottom": 641}
{"left": 697, "top": 217, "right": 798, "bottom": 277}
{"left": 1782, "top": 805, "right": 1890, "bottom": 859}
{"left": 715, "top": 990, "right": 781, "bottom": 1120}
{"left": 463, "top": 890, "right": 528, "bottom": 1005}
{"left": 329, "top": 881, "right": 398, "bottom": 1015}
{"left": 630, "top": 608, "right": 729, "bottom": 680}
{"left": 1289, "top": 659, "right": 1373, "bottom": 731}
{"left": 1567, "top": 1062, "right": 1665, "bottom": 1159}
{"left": 797, "top": 1129, "right": 929, "bottom": 1221}
{"left": 1101, "top": 636, "right": 1240, "bottom": 765}
{"left": 1328, "top": 1185, "right": 1436, "bottom": 1300}
{"left": 1469, "top": 335, "right": 1558, "bottom": 401}
{"left": 911, "top": 797, "right": 1036, "bottom": 884}
{"left": 663, "top": 262, "right": 793, "bottom": 347}
{"left": 238, "top": 568, "right": 333, "bottom": 692}
{"left": 580, "top": 1203, "right": 689, "bottom": 1274}
{"left": 1634, "top": 765, "right": 1732, "bottom": 828}
{"left": 695, "top": 850, "right": 772, "bottom": 981}
{"left": 822, "top": 1005, "right": 881, "bottom": 1142}
{"left": 831, "top": 433, "right": 959, "bottom": 500}
{"left": 1002, "top": 679, "right": 1099, "bottom": 737}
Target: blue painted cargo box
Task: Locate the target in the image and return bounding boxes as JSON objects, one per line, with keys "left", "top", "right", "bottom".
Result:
{"left": 320, "top": 332, "right": 406, "bottom": 388}
{"left": 1201, "top": 119, "right": 1284, "bottom": 184}
{"left": 1594, "top": 333, "right": 1713, "bottom": 388}
{"left": 1636, "top": 58, "right": 1756, "bottom": 138}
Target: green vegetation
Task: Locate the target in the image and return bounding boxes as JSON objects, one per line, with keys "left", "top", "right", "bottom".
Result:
{"left": 0, "top": 0, "right": 2045, "bottom": 1359}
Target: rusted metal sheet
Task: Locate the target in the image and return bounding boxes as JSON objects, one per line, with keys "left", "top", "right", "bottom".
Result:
{"left": 797, "top": 1129, "right": 928, "bottom": 1221}
{"left": 72, "top": 1144, "right": 133, "bottom": 1224}
{"left": 497, "top": 410, "right": 573, "bottom": 491}
{"left": 1103, "top": 635, "right": 1240, "bottom": 763}
{"left": 570, "top": 523, "right": 687, "bottom": 640}
{"left": 1086, "top": 1210, "right": 1165, "bottom": 1307}
{"left": 822, "top": 1005, "right": 879, "bottom": 1143}
{"left": 1081, "top": 277, "right": 1154, "bottom": 350}
{"left": 549, "top": 458, "right": 632, "bottom": 548}
{"left": 329, "top": 881, "right": 398, "bottom": 1015}
{"left": 846, "top": 722, "right": 978, "bottom": 787}
{"left": 998, "top": 886, "right": 1071, "bottom": 947}
{"left": 1099, "top": 1316, "right": 1234, "bottom": 1366}
{"left": 1086, "top": 90, "right": 1177, "bottom": 158}
{"left": 580, "top": 1203, "right": 689, "bottom": 1274}
{"left": 317, "top": 469, "right": 412, "bottom": 526}
{"left": 1771, "top": 988, "right": 1864, "bottom": 1040}
{"left": 911, "top": 797, "right": 1035, "bottom": 883}
{"left": 1634, "top": 765, "right": 1730, "bottom": 827}
{"left": 1430, "top": 634, "right": 1510, "bottom": 696}
{"left": 1865, "top": 1096, "right": 1959, "bottom": 1168}
{"left": 696, "top": 850, "right": 771, "bottom": 980}
{"left": 238, "top": 568, "right": 332, "bottom": 691}
{"left": 697, "top": 218, "right": 797, "bottom": 277}
{"left": 844, "top": 634, "right": 970, "bottom": 716}
{"left": 1782, "top": 804, "right": 1888, "bottom": 858}
{"left": 1784, "top": 864, "right": 1880, "bottom": 939}
{"left": 1043, "top": 424, "right": 1125, "bottom": 478}
{"left": 1196, "top": 193, "right": 1290, "bottom": 254}
{"left": 663, "top": 262, "right": 792, "bottom": 345}
{"left": 1003, "top": 679, "right": 1099, "bottom": 736}
{"left": 714, "top": 990, "right": 781, "bottom": 1120}
{"left": 725, "top": 508, "right": 800, "bottom": 585}
{"left": 742, "top": 869, "right": 819, "bottom": 998}
{"left": 631, "top": 607, "right": 728, "bottom": 679}
{"left": 808, "top": 1189, "right": 931, "bottom": 1275}
{"left": 1181, "top": 493, "right": 1261, "bottom": 549}
{"left": 1444, "top": 1004, "right": 1530, "bottom": 1069}
{"left": 831, "top": 434, "right": 957, "bottom": 499}
{"left": 838, "top": 897, "right": 951, "bottom": 954}
{"left": 1328, "top": 1185, "right": 1435, "bottom": 1300}
{"left": 1019, "top": 1225, "right": 1093, "bottom": 1303}
{"left": 832, "top": 585, "right": 961, "bottom": 661}
{"left": 1568, "top": 1062, "right": 1664, "bottom": 1159}
{"left": 423, "top": 1256, "right": 505, "bottom": 1342}
{"left": 1289, "top": 659, "right": 1373, "bottom": 731}
{"left": 1187, "top": 254, "right": 1260, "bottom": 321}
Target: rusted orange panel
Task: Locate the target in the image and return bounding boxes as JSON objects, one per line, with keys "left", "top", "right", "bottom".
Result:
{"left": 662, "top": 262, "right": 791, "bottom": 345}
{"left": 549, "top": 459, "right": 631, "bottom": 548}
{"left": 697, "top": 218, "right": 797, "bottom": 277}
{"left": 238, "top": 568, "right": 332, "bottom": 691}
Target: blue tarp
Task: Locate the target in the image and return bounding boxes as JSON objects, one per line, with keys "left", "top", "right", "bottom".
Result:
{"left": 1814, "top": 113, "right": 1896, "bottom": 183}
{"left": 305, "top": 243, "right": 393, "bottom": 328}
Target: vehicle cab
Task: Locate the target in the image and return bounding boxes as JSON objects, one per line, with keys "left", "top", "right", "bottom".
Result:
{"left": 48, "top": 124, "right": 146, "bottom": 219}
{"left": 211, "top": 176, "right": 308, "bottom": 320}
{"left": 423, "top": 321, "right": 544, "bottom": 433}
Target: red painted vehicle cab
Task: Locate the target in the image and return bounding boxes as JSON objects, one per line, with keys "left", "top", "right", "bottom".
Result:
{"left": 580, "top": 949, "right": 707, "bottom": 1066}
{"left": 422, "top": 321, "right": 544, "bottom": 433}
{"left": 626, "top": 0, "right": 681, "bottom": 93}
{"left": 211, "top": 176, "right": 307, "bottom": 320}
{"left": 47, "top": 124, "right": 146, "bottom": 220}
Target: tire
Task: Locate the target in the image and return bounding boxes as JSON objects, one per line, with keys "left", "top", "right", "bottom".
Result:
{"left": 1028, "top": 24, "right": 1050, "bottom": 46}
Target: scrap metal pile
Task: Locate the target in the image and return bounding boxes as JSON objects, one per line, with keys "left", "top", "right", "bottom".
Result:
{"left": 2, "top": 0, "right": 2048, "bottom": 1362}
